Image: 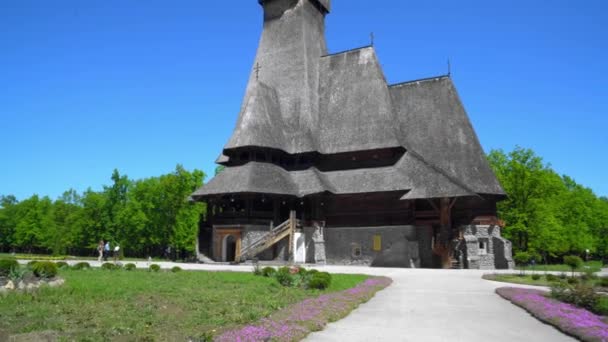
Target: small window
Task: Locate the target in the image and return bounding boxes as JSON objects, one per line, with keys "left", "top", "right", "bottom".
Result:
{"left": 479, "top": 240, "right": 488, "bottom": 255}
{"left": 351, "top": 244, "right": 362, "bottom": 259}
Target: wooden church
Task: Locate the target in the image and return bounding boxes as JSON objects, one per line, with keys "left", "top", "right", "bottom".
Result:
{"left": 191, "top": 0, "right": 514, "bottom": 269}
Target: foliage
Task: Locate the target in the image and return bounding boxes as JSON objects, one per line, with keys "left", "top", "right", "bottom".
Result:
{"left": 594, "top": 297, "right": 608, "bottom": 316}
{"left": 567, "top": 277, "right": 580, "bottom": 285}
{"left": 261, "top": 267, "right": 276, "bottom": 277}
{"left": 487, "top": 147, "right": 608, "bottom": 260}
{"left": 72, "top": 262, "right": 91, "bottom": 270}
{"left": 0, "top": 165, "right": 206, "bottom": 259}
{"left": 551, "top": 282, "right": 599, "bottom": 313}
{"left": 171, "top": 266, "right": 182, "bottom": 273}
{"left": 31, "top": 261, "right": 58, "bottom": 279}
{"left": 0, "top": 269, "right": 369, "bottom": 340}
{"left": 55, "top": 261, "right": 69, "bottom": 269}
{"left": 252, "top": 264, "right": 262, "bottom": 276}
{"left": 275, "top": 267, "right": 294, "bottom": 287}
{"left": 563, "top": 255, "right": 583, "bottom": 276}
{"left": 600, "top": 277, "right": 608, "bottom": 287}
{"left": 101, "top": 263, "right": 119, "bottom": 270}
{"left": 546, "top": 274, "right": 558, "bottom": 282}
{"left": 149, "top": 264, "right": 161, "bottom": 272}
{"left": 0, "top": 258, "right": 19, "bottom": 276}
{"left": 531, "top": 274, "right": 541, "bottom": 280}
{"left": 8, "top": 266, "right": 28, "bottom": 283}
{"left": 514, "top": 251, "right": 530, "bottom": 275}
{"left": 309, "top": 272, "right": 332, "bottom": 290}
{"left": 124, "top": 263, "right": 136, "bottom": 271}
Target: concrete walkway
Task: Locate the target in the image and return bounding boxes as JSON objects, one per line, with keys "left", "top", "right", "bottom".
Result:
{"left": 22, "top": 260, "right": 574, "bottom": 341}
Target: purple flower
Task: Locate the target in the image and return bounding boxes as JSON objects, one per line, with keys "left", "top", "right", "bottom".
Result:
{"left": 215, "top": 276, "right": 392, "bottom": 341}
{"left": 497, "top": 287, "right": 608, "bottom": 341}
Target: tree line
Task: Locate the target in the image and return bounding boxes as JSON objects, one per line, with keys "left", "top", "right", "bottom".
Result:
{"left": 0, "top": 165, "right": 205, "bottom": 259}
{"left": 488, "top": 147, "right": 608, "bottom": 262}
{"left": 1, "top": 148, "right": 607, "bottom": 262}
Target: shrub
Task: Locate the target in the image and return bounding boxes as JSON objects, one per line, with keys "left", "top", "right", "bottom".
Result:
{"left": 149, "top": 264, "right": 161, "bottom": 272}
{"left": 101, "top": 263, "right": 118, "bottom": 270}
{"left": 514, "top": 252, "right": 531, "bottom": 275}
{"left": 27, "top": 260, "right": 38, "bottom": 269}
{"left": 261, "top": 267, "right": 276, "bottom": 277}
{"left": 580, "top": 270, "right": 597, "bottom": 282}
{"left": 599, "top": 277, "right": 608, "bottom": 288}
{"left": 275, "top": 267, "right": 294, "bottom": 287}
{"left": 32, "top": 261, "right": 58, "bottom": 279}
{"left": 307, "top": 269, "right": 319, "bottom": 275}
{"left": 567, "top": 277, "right": 580, "bottom": 285}
{"left": 545, "top": 274, "right": 558, "bottom": 282}
{"left": 551, "top": 282, "right": 598, "bottom": 313}
{"left": 531, "top": 274, "right": 541, "bottom": 280}
{"left": 171, "top": 266, "right": 182, "bottom": 273}
{"left": 252, "top": 264, "right": 262, "bottom": 276}
{"left": 0, "top": 259, "right": 19, "bottom": 276}
{"left": 308, "top": 272, "right": 332, "bottom": 290}
{"left": 55, "top": 261, "right": 69, "bottom": 269}
{"left": 563, "top": 255, "right": 583, "bottom": 276}
{"left": 124, "top": 263, "right": 136, "bottom": 271}
{"left": 593, "top": 297, "right": 608, "bottom": 316}
{"left": 559, "top": 273, "right": 567, "bottom": 279}
{"left": 72, "top": 262, "right": 91, "bottom": 270}
{"left": 297, "top": 266, "right": 307, "bottom": 275}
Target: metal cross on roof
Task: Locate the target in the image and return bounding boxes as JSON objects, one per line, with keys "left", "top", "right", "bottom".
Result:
{"left": 254, "top": 62, "right": 262, "bottom": 81}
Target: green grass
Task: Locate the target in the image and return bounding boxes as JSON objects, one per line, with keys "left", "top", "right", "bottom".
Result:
{"left": 516, "top": 261, "right": 603, "bottom": 273}
{"left": 483, "top": 273, "right": 606, "bottom": 288}
{"left": 0, "top": 268, "right": 368, "bottom": 341}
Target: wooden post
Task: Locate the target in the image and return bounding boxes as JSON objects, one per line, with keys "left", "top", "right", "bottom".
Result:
{"left": 288, "top": 210, "right": 295, "bottom": 261}
{"left": 439, "top": 197, "right": 452, "bottom": 269}
{"left": 235, "top": 235, "right": 242, "bottom": 262}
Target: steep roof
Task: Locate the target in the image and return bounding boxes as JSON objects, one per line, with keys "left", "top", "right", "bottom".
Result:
{"left": 193, "top": 0, "right": 505, "bottom": 200}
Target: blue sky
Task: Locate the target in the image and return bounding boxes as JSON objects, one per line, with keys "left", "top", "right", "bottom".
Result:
{"left": 1, "top": 0, "right": 607, "bottom": 200}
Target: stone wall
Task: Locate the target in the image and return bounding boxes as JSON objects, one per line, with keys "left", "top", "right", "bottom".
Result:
{"left": 460, "top": 225, "right": 513, "bottom": 270}
{"left": 323, "top": 226, "right": 419, "bottom": 267}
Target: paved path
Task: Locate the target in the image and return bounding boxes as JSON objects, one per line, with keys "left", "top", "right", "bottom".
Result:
{"left": 21, "top": 260, "right": 574, "bottom": 341}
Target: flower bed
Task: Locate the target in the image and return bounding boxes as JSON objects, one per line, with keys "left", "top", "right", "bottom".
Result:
{"left": 216, "top": 277, "right": 392, "bottom": 342}
{"left": 496, "top": 287, "right": 608, "bottom": 341}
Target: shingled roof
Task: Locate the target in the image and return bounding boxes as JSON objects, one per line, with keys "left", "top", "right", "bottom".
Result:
{"left": 193, "top": 0, "right": 504, "bottom": 201}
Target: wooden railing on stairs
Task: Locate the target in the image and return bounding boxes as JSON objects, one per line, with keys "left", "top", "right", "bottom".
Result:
{"left": 238, "top": 211, "right": 298, "bottom": 262}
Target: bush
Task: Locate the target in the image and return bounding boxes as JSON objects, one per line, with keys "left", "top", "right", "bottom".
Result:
{"left": 72, "top": 262, "right": 91, "bottom": 270}
{"left": 531, "top": 274, "right": 541, "bottom": 280}
{"left": 567, "top": 277, "right": 580, "bottom": 285}
{"left": 551, "top": 282, "right": 599, "bottom": 313}
{"left": 261, "top": 267, "right": 276, "bottom": 277}
{"left": 101, "top": 263, "right": 118, "bottom": 270}
{"left": 149, "top": 264, "right": 161, "bottom": 272}
{"left": 514, "top": 252, "right": 531, "bottom": 266}
{"left": 580, "top": 270, "right": 597, "bottom": 282}
{"left": 593, "top": 297, "right": 608, "bottom": 316}
{"left": 252, "top": 264, "right": 262, "bottom": 276}
{"left": 0, "top": 259, "right": 19, "bottom": 276}
{"left": 563, "top": 255, "right": 584, "bottom": 276}
{"left": 124, "top": 263, "right": 136, "bottom": 271}
{"left": 171, "top": 266, "right": 182, "bottom": 273}
{"left": 545, "top": 274, "right": 558, "bottom": 282}
{"left": 308, "top": 272, "right": 332, "bottom": 290}
{"left": 559, "top": 273, "right": 567, "bottom": 279}
{"left": 275, "top": 267, "right": 294, "bottom": 287}
{"left": 55, "top": 261, "right": 69, "bottom": 269}
{"left": 307, "top": 269, "right": 319, "bottom": 275}
{"left": 27, "top": 260, "right": 38, "bottom": 269}
{"left": 599, "top": 277, "right": 608, "bottom": 287}
{"left": 297, "top": 266, "right": 307, "bottom": 275}
{"left": 32, "top": 261, "right": 58, "bottom": 279}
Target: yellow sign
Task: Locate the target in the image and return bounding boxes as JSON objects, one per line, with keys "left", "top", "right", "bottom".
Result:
{"left": 373, "top": 235, "right": 382, "bottom": 251}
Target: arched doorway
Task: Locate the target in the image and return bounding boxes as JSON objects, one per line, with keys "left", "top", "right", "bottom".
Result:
{"left": 223, "top": 235, "right": 237, "bottom": 262}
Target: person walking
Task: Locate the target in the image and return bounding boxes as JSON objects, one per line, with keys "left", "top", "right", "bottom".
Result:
{"left": 113, "top": 243, "right": 120, "bottom": 263}
{"left": 104, "top": 240, "right": 110, "bottom": 261}
{"left": 97, "top": 240, "right": 104, "bottom": 262}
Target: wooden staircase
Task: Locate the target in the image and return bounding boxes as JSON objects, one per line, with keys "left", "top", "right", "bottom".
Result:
{"left": 238, "top": 211, "right": 299, "bottom": 262}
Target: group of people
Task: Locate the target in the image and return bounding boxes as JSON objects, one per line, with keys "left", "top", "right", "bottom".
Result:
{"left": 97, "top": 240, "right": 120, "bottom": 262}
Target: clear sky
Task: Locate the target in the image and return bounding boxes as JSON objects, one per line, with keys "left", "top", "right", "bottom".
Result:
{"left": 1, "top": 0, "right": 607, "bottom": 200}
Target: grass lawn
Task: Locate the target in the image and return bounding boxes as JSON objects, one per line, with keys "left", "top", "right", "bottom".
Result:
{"left": 0, "top": 253, "right": 164, "bottom": 262}
{"left": 0, "top": 268, "right": 368, "bottom": 341}
{"left": 516, "top": 260, "right": 603, "bottom": 273}
{"left": 483, "top": 273, "right": 608, "bottom": 288}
